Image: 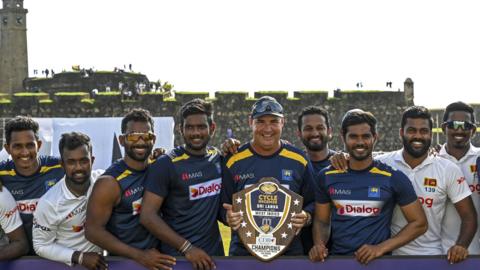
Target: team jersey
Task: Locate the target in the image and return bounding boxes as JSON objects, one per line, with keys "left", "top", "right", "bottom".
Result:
{"left": 301, "top": 149, "right": 335, "bottom": 254}
{"left": 32, "top": 170, "right": 104, "bottom": 266}
{"left": 0, "top": 156, "right": 65, "bottom": 255}
{"left": 145, "top": 146, "right": 223, "bottom": 256}
{"left": 0, "top": 187, "right": 23, "bottom": 247}
{"left": 104, "top": 159, "right": 158, "bottom": 250}
{"left": 439, "top": 144, "right": 480, "bottom": 254}
{"left": 316, "top": 160, "right": 417, "bottom": 255}
{"left": 376, "top": 150, "right": 471, "bottom": 255}
{"left": 222, "top": 142, "right": 316, "bottom": 256}
{"left": 311, "top": 150, "right": 335, "bottom": 173}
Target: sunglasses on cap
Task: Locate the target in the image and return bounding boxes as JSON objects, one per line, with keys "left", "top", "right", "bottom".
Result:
{"left": 123, "top": 132, "right": 155, "bottom": 142}
{"left": 444, "top": 120, "right": 476, "bottom": 130}
{"left": 251, "top": 98, "right": 284, "bottom": 118}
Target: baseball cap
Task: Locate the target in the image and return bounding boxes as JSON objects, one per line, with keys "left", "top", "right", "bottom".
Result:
{"left": 251, "top": 96, "right": 284, "bottom": 119}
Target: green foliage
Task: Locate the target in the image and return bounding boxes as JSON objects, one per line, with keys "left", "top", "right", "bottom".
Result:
{"left": 0, "top": 98, "right": 12, "bottom": 104}
{"left": 97, "top": 91, "right": 120, "bottom": 96}
{"left": 39, "top": 99, "right": 53, "bottom": 104}
{"left": 81, "top": 98, "right": 95, "bottom": 104}
{"left": 55, "top": 92, "right": 89, "bottom": 96}
{"left": 13, "top": 92, "right": 49, "bottom": 97}
{"left": 175, "top": 91, "right": 209, "bottom": 95}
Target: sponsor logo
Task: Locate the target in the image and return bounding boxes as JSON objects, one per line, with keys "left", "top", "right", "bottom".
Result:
{"left": 17, "top": 199, "right": 39, "bottom": 214}
{"left": 44, "top": 179, "right": 57, "bottom": 191}
{"left": 281, "top": 170, "right": 293, "bottom": 181}
{"left": 368, "top": 186, "right": 380, "bottom": 198}
{"left": 189, "top": 178, "right": 221, "bottom": 200}
{"left": 234, "top": 173, "right": 255, "bottom": 182}
{"left": 181, "top": 171, "right": 203, "bottom": 181}
{"left": 124, "top": 186, "right": 143, "bottom": 198}
{"left": 333, "top": 200, "right": 383, "bottom": 216}
{"left": 470, "top": 165, "right": 477, "bottom": 173}
{"left": 4, "top": 206, "right": 18, "bottom": 218}
{"left": 469, "top": 184, "right": 480, "bottom": 194}
{"left": 33, "top": 219, "right": 51, "bottom": 232}
{"left": 66, "top": 204, "right": 86, "bottom": 220}
{"left": 423, "top": 178, "right": 437, "bottom": 187}
{"left": 456, "top": 177, "right": 466, "bottom": 184}
{"left": 10, "top": 189, "right": 23, "bottom": 195}
{"left": 328, "top": 187, "right": 352, "bottom": 196}
{"left": 132, "top": 198, "right": 142, "bottom": 215}
{"left": 72, "top": 224, "right": 84, "bottom": 232}
{"left": 418, "top": 196, "right": 433, "bottom": 208}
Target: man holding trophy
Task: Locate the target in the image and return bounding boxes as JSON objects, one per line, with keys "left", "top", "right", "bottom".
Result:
{"left": 221, "top": 96, "right": 317, "bottom": 260}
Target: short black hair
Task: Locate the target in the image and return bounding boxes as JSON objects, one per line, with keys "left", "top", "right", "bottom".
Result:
{"left": 341, "top": 109, "right": 377, "bottom": 137}
{"left": 443, "top": 101, "right": 475, "bottom": 123}
{"left": 5, "top": 116, "right": 40, "bottom": 144}
{"left": 401, "top": 106, "right": 433, "bottom": 130}
{"left": 121, "top": 108, "right": 154, "bottom": 133}
{"left": 178, "top": 98, "right": 214, "bottom": 127}
{"left": 58, "top": 132, "right": 92, "bottom": 161}
{"left": 297, "top": 106, "right": 330, "bottom": 131}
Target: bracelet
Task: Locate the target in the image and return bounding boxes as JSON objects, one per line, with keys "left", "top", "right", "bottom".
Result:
{"left": 183, "top": 242, "right": 193, "bottom": 254}
{"left": 179, "top": 240, "right": 192, "bottom": 254}
{"left": 78, "top": 252, "right": 84, "bottom": 265}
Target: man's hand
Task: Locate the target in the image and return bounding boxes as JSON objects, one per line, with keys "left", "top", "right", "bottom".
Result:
{"left": 220, "top": 138, "right": 241, "bottom": 156}
{"left": 291, "top": 211, "right": 311, "bottom": 235}
{"left": 81, "top": 252, "right": 108, "bottom": 270}
{"left": 134, "top": 248, "right": 176, "bottom": 270}
{"left": 447, "top": 245, "right": 468, "bottom": 264}
{"left": 185, "top": 246, "right": 216, "bottom": 270}
{"left": 354, "top": 244, "right": 385, "bottom": 265}
{"left": 150, "top": 147, "right": 166, "bottom": 160}
{"left": 329, "top": 152, "right": 349, "bottom": 171}
{"left": 309, "top": 244, "right": 328, "bottom": 262}
{"left": 223, "top": 203, "right": 243, "bottom": 230}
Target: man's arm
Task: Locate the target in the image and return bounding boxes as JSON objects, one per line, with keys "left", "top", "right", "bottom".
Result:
{"left": 0, "top": 226, "right": 28, "bottom": 260}
{"left": 85, "top": 176, "right": 175, "bottom": 270}
{"left": 355, "top": 200, "right": 427, "bottom": 265}
{"left": 140, "top": 191, "right": 215, "bottom": 270}
{"left": 448, "top": 196, "right": 477, "bottom": 264}
{"left": 309, "top": 202, "right": 330, "bottom": 262}
{"left": 0, "top": 188, "right": 29, "bottom": 260}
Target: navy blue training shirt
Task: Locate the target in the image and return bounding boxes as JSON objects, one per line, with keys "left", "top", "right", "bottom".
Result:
{"left": 145, "top": 146, "right": 224, "bottom": 256}
{"left": 316, "top": 160, "right": 417, "bottom": 255}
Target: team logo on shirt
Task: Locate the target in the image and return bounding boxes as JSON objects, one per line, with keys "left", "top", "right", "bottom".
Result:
{"left": 368, "top": 187, "right": 380, "bottom": 198}
{"left": 72, "top": 224, "right": 84, "bottom": 232}
{"left": 132, "top": 198, "right": 142, "bottom": 215}
{"left": 423, "top": 178, "right": 437, "bottom": 193}
{"left": 334, "top": 200, "right": 383, "bottom": 216}
{"left": 44, "top": 179, "right": 57, "bottom": 191}
{"left": 189, "top": 178, "right": 221, "bottom": 200}
{"left": 470, "top": 165, "right": 477, "bottom": 173}
{"left": 181, "top": 171, "right": 203, "bottom": 181}
{"left": 281, "top": 170, "right": 293, "bottom": 181}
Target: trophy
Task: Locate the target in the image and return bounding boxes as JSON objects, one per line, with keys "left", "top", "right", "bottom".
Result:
{"left": 232, "top": 177, "right": 303, "bottom": 261}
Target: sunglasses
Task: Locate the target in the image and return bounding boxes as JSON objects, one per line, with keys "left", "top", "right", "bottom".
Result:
{"left": 444, "top": 120, "right": 476, "bottom": 130}
{"left": 253, "top": 101, "right": 283, "bottom": 114}
{"left": 123, "top": 132, "right": 155, "bottom": 142}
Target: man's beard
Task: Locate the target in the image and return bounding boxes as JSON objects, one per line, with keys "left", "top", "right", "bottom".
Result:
{"left": 402, "top": 136, "right": 431, "bottom": 158}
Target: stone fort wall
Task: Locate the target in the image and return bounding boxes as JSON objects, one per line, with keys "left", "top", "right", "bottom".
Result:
{"left": 0, "top": 90, "right": 479, "bottom": 151}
